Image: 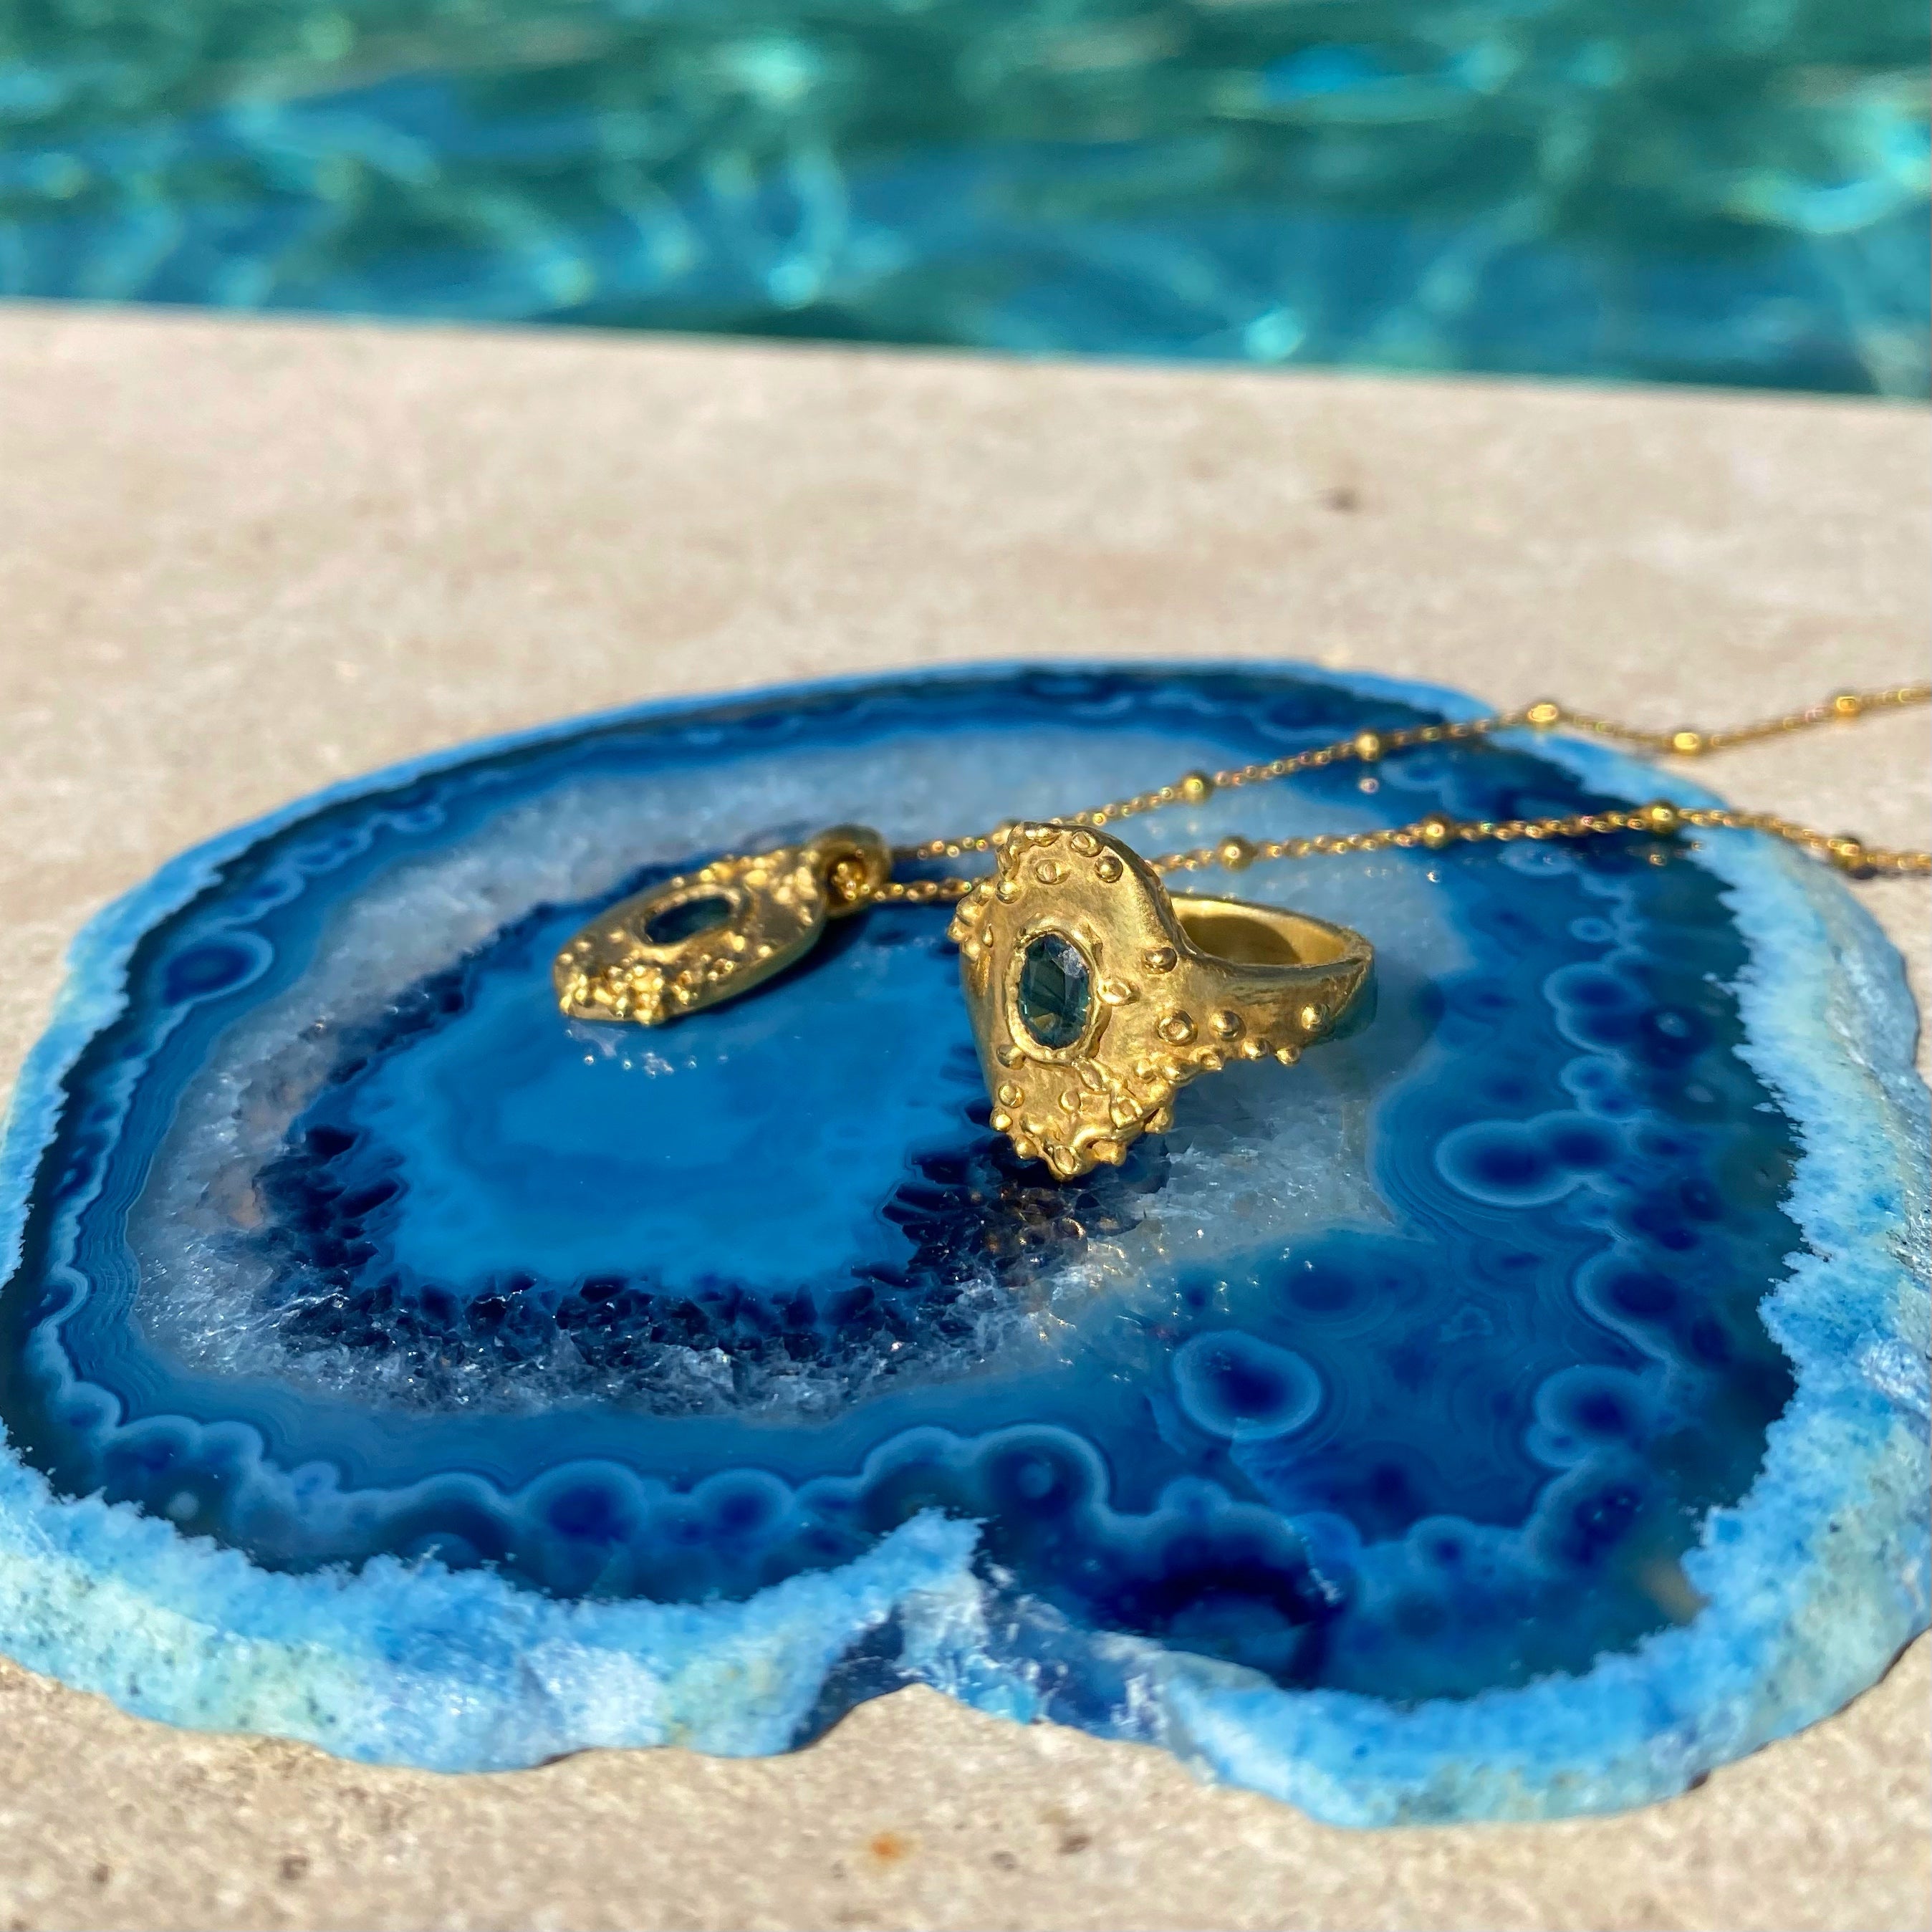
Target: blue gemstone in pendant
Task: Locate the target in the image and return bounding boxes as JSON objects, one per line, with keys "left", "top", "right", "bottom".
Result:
{"left": 643, "top": 891, "right": 732, "bottom": 946}
{"left": 1017, "top": 931, "right": 1093, "bottom": 1049}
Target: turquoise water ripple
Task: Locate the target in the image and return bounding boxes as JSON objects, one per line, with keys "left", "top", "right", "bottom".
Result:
{"left": 0, "top": 0, "right": 1926, "bottom": 389}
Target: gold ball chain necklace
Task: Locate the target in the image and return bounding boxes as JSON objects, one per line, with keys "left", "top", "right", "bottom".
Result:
{"left": 554, "top": 679, "right": 1928, "bottom": 1179}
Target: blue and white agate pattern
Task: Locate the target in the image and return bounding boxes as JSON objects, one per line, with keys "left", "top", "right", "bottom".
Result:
{"left": 0, "top": 663, "right": 1923, "bottom": 1822}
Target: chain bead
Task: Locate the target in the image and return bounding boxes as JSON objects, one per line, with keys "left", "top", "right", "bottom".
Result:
{"left": 1828, "top": 835, "right": 1873, "bottom": 878}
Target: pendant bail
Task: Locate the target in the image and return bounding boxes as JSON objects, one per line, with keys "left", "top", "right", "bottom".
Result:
{"left": 554, "top": 825, "right": 889, "bottom": 1025}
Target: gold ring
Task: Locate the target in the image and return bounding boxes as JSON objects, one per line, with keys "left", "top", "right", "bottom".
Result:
{"left": 948, "top": 822, "right": 1373, "bottom": 1178}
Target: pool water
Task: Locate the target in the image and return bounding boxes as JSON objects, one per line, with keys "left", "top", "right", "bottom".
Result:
{"left": 0, "top": 0, "right": 1926, "bottom": 392}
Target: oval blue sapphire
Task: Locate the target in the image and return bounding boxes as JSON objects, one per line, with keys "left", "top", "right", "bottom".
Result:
{"left": 1017, "top": 931, "right": 1093, "bottom": 1049}
{"left": 643, "top": 892, "right": 733, "bottom": 947}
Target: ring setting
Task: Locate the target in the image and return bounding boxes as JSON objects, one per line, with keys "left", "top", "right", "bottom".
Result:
{"left": 949, "top": 822, "right": 1374, "bottom": 1176}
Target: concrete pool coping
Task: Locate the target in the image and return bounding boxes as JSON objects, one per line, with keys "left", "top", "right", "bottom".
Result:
{"left": 0, "top": 302, "right": 1926, "bottom": 1930}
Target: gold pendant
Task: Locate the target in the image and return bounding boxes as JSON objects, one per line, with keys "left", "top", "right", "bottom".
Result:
{"left": 554, "top": 825, "right": 889, "bottom": 1024}
{"left": 949, "top": 823, "right": 1373, "bottom": 1178}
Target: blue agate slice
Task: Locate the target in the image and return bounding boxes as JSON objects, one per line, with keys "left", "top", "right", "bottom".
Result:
{"left": 0, "top": 663, "right": 1923, "bottom": 1822}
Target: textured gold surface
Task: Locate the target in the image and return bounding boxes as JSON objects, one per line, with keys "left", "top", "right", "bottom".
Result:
{"left": 554, "top": 824, "right": 888, "bottom": 1022}
{"left": 949, "top": 825, "right": 1371, "bottom": 1176}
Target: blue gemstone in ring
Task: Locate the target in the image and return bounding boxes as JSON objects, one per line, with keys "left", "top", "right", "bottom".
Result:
{"left": 1016, "top": 931, "right": 1093, "bottom": 1049}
